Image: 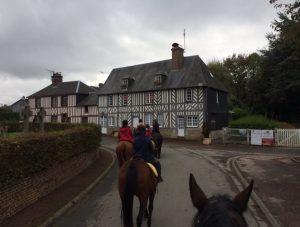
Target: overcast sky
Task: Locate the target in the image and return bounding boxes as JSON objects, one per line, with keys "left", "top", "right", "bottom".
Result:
{"left": 0, "top": 0, "right": 278, "bottom": 105}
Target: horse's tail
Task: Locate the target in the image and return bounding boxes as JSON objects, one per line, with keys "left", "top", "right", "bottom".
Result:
{"left": 122, "top": 164, "right": 137, "bottom": 227}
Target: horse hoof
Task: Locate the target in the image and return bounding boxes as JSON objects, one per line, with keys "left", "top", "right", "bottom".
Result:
{"left": 144, "top": 210, "right": 149, "bottom": 219}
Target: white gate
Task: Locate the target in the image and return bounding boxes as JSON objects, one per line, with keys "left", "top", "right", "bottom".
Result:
{"left": 100, "top": 116, "right": 107, "bottom": 134}
{"left": 177, "top": 116, "right": 185, "bottom": 137}
{"left": 276, "top": 129, "right": 300, "bottom": 147}
{"left": 133, "top": 117, "right": 139, "bottom": 128}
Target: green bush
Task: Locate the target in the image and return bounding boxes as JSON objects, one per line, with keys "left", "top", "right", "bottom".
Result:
{"left": 0, "top": 124, "right": 101, "bottom": 187}
{"left": 232, "top": 107, "right": 248, "bottom": 120}
{"left": 0, "top": 112, "right": 20, "bottom": 121}
{"left": 5, "top": 122, "right": 80, "bottom": 133}
{"left": 229, "top": 115, "right": 280, "bottom": 129}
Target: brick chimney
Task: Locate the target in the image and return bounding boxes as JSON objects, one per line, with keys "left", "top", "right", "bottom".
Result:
{"left": 171, "top": 43, "right": 184, "bottom": 70}
{"left": 51, "top": 72, "right": 63, "bottom": 86}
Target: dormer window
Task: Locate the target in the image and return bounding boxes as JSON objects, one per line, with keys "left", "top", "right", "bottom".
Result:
{"left": 154, "top": 75, "right": 162, "bottom": 86}
{"left": 121, "top": 77, "right": 135, "bottom": 91}
{"left": 121, "top": 79, "right": 129, "bottom": 91}
{"left": 154, "top": 72, "right": 167, "bottom": 87}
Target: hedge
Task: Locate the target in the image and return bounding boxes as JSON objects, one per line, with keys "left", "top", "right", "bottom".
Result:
{"left": 0, "top": 112, "right": 20, "bottom": 122}
{"left": 0, "top": 124, "right": 101, "bottom": 187}
{"left": 3, "top": 122, "right": 80, "bottom": 133}
{"left": 229, "top": 115, "right": 280, "bottom": 129}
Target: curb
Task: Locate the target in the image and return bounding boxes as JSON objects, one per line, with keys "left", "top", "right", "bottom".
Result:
{"left": 228, "top": 156, "right": 282, "bottom": 227}
{"left": 39, "top": 147, "right": 116, "bottom": 227}
{"left": 183, "top": 148, "right": 281, "bottom": 227}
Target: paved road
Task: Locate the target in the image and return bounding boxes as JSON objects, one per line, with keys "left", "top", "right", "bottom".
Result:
{"left": 51, "top": 137, "right": 268, "bottom": 227}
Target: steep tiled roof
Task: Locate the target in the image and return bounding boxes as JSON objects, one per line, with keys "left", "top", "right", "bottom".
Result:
{"left": 77, "top": 93, "right": 98, "bottom": 106}
{"left": 28, "top": 81, "right": 96, "bottom": 98}
{"left": 98, "top": 55, "right": 228, "bottom": 95}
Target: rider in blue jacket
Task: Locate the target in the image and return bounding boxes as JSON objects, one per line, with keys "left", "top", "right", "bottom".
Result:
{"left": 133, "top": 124, "right": 163, "bottom": 182}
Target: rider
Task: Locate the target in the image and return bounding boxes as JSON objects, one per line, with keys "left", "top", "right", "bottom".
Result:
{"left": 152, "top": 119, "right": 160, "bottom": 135}
{"left": 134, "top": 118, "right": 143, "bottom": 136}
{"left": 118, "top": 120, "right": 133, "bottom": 144}
{"left": 145, "top": 124, "right": 153, "bottom": 139}
{"left": 133, "top": 124, "right": 163, "bottom": 182}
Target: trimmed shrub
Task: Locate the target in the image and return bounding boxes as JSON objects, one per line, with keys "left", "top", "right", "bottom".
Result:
{"left": 0, "top": 125, "right": 101, "bottom": 187}
{"left": 229, "top": 115, "right": 280, "bottom": 129}
{"left": 0, "top": 112, "right": 20, "bottom": 122}
{"left": 232, "top": 107, "right": 248, "bottom": 120}
{"left": 5, "top": 122, "right": 80, "bottom": 133}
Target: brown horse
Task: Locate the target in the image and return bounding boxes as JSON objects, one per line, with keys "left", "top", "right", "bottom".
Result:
{"left": 119, "top": 159, "right": 158, "bottom": 227}
{"left": 189, "top": 173, "right": 254, "bottom": 227}
{"left": 116, "top": 141, "right": 133, "bottom": 167}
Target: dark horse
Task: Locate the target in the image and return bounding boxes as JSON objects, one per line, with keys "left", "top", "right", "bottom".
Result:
{"left": 116, "top": 141, "right": 133, "bottom": 167}
{"left": 152, "top": 133, "right": 163, "bottom": 159}
{"left": 119, "top": 159, "right": 158, "bottom": 227}
{"left": 189, "top": 174, "right": 254, "bottom": 227}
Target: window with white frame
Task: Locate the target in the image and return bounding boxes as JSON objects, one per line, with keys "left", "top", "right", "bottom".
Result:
{"left": 186, "top": 88, "right": 192, "bottom": 102}
{"left": 35, "top": 98, "right": 41, "bottom": 108}
{"left": 108, "top": 95, "right": 113, "bottom": 106}
{"left": 145, "top": 92, "right": 154, "bottom": 104}
{"left": 122, "top": 94, "right": 128, "bottom": 106}
{"left": 61, "top": 95, "right": 68, "bottom": 107}
{"left": 107, "top": 116, "right": 115, "bottom": 126}
{"left": 186, "top": 116, "right": 198, "bottom": 127}
{"left": 51, "top": 96, "right": 58, "bottom": 107}
{"left": 216, "top": 91, "right": 219, "bottom": 104}
{"left": 157, "top": 113, "right": 164, "bottom": 128}
{"left": 145, "top": 113, "right": 153, "bottom": 126}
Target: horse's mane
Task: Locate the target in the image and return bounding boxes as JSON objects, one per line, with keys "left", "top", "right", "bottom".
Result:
{"left": 192, "top": 195, "right": 247, "bottom": 227}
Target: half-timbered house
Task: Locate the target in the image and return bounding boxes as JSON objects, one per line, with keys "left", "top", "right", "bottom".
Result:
{"left": 27, "top": 72, "right": 99, "bottom": 124}
{"left": 98, "top": 43, "right": 228, "bottom": 139}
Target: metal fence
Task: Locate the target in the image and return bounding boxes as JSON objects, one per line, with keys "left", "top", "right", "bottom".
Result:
{"left": 222, "top": 128, "right": 249, "bottom": 144}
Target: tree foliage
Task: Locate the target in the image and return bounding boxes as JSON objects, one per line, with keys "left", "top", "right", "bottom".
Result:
{"left": 260, "top": 0, "right": 300, "bottom": 121}
{"left": 208, "top": 1, "right": 300, "bottom": 124}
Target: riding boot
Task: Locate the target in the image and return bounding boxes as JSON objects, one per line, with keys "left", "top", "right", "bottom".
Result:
{"left": 153, "top": 161, "right": 163, "bottom": 182}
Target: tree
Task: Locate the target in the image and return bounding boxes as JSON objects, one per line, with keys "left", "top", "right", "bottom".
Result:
{"left": 208, "top": 53, "right": 264, "bottom": 112}
{"left": 260, "top": 0, "right": 300, "bottom": 122}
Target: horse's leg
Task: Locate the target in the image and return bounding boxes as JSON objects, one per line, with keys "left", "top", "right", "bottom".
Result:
{"left": 147, "top": 193, "right": 155, "bottom": 227}
{"left": 137, "top": 199, "right": 147, "bottom": 227}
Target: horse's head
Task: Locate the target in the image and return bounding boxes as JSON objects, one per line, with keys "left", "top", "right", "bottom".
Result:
{"left": 189, "top": 174, "right": 254, "bottom": 227}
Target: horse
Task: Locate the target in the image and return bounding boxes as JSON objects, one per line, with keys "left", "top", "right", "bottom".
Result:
{"left": 116, "top": 141, "right": 133, "bottom": 167}
{"left": 119, "top": 159, "right": 158, "bottom": 227}
{"left": 189, "top": 173, "right": 254, "bottom": 227}
{"left": 152, "top": 133, "right": 163, "bottom": 159}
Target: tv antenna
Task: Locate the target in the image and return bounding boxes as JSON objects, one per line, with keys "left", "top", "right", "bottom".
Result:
{"left": 183, "top": 29, "right": 186, "bottom": 53}
{"left": 45, "top": 69, "right": 55, "bottom": 74}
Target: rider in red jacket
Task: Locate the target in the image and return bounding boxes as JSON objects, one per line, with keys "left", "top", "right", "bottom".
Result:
{"left": 145, "top": 124, "right": 153, "bottom": 139}
{"left": 118, "top": 120, "right": 133, "bottom": 143}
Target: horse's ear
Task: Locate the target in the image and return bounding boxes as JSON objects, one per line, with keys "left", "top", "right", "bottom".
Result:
{"left": 233, "top": 180, "right": 254, "bottom": 212}
{"left": 189, "top": 173, "right": 207, "bottom": 211}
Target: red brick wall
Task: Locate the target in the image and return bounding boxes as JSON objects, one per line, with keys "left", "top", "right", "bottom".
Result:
{"left": 0, "top": 150, "right": 99, "bottom": 221}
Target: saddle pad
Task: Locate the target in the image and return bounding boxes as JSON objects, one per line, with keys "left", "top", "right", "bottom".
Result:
{"left": 147, "top": 163, "right": 158, "bottom": 177}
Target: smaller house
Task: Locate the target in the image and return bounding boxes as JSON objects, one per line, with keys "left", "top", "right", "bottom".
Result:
{"left": 11, "top": 96, "right": 28, "bottom": 119}
{"left": 27, "top": 72, "right": 99, "bottom": 124}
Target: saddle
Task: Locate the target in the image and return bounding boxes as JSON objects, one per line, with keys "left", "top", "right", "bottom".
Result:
{"left": 133, "top": 157, "right": 158, "bottom": 177}
{"left": 147, "top": 163, "right": 158, "bottom": 177}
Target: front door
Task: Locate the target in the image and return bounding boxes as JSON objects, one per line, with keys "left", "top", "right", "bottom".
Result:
{"left": 133, "top": 117, "right": 139, "bottom": 128}
{"left": 100, "top": 116, "right": 107, "bottom": 134}
{"left": 177, "top": 116, "right": 185, "bottom": 137}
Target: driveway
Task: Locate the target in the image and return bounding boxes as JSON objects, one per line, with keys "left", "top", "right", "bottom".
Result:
{"left": 50, "top": 136, "right": 281, "bottom": 227}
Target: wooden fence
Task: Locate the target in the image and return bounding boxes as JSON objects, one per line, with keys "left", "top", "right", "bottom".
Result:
{"left": 275, "top": 129, "right": 300, "bottom": 147}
